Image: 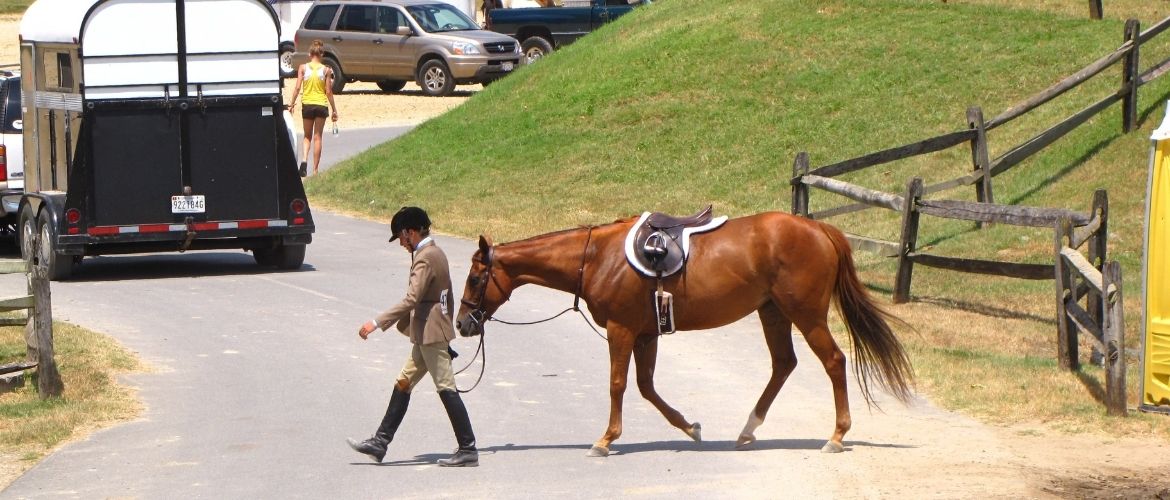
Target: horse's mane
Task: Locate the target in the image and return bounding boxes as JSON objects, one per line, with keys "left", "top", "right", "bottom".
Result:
{"left": 497, "top": 215, "right": 640, "bottom": 247}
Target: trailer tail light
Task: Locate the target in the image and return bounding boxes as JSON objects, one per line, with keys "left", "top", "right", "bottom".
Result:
{"left": 65, "top": 208, "right": 81, "bottom": 234}
{"left": 0, "top": 144, "right": 7, "bottom": 182}
{"left": 291, "top": 199, "right": 306, "bottom": 225}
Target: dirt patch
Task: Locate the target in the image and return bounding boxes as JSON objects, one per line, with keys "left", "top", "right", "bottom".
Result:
{"left": 1000, "top": 426, "right": 1170, "bottom": 498}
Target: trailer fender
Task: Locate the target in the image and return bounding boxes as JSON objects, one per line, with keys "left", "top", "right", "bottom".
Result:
{"left": 18, "top": 193, "right": 72, "bottom": 256}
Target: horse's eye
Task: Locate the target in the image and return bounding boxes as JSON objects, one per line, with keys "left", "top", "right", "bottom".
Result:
{"left": 469, "top": 276, "right": 480, "bottom": 287}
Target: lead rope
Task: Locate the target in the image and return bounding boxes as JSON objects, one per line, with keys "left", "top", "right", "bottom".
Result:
{"left": 489, "top": 226, "right": 606, "bottom": 340}
{"left": 454, "top": 227, "right": 606, "bottom": 394}
{"left": 454, "top": 330, "right": 486, "bottom": 394}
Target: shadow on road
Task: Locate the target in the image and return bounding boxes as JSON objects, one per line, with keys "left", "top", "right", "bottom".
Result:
{"left": 58, "top": 252, "right": 317, "bottom": 282}
{"left": 464, "top": 438, "right": 917, "bottom": 456}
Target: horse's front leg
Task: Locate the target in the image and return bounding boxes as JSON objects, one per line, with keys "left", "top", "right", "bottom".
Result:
{"left": 633, "top": 334, "right": 702, "bottom": 442}
{"left": 588, "top": 325, "right": 635, "bottom": 457}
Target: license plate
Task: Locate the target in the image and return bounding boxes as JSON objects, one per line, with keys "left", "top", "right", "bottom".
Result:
{"left": 502, "top": 61, "right": 514, "bottom": 72}
{"left": 171, "top": 195, "right": 205, "bottom": 214}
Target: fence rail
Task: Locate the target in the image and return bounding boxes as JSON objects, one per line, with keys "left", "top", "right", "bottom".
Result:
{"left": 0, "top": 257, "right": 61, "bottom": 398}
{"left": 1055, "top": 220, "right": 1126, "bottom": 416}
{"left": 787, "top": 14, "right": 1160, "bottom": 414}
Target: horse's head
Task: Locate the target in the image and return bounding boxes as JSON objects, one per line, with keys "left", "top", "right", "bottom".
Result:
{"left": 456, "top": 235, "right": 509, "bottom": 337}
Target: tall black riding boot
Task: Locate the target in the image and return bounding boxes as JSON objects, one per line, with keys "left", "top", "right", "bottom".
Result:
{"left": 347, "top": 387, "right": 410, "bottom": 463}
{"left": 436, "top": 389, "right": 479, "bottom": 467}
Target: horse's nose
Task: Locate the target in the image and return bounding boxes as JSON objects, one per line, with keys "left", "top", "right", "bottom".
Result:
{"left": 455, "top": 320, "right": 463, "bottom": 330}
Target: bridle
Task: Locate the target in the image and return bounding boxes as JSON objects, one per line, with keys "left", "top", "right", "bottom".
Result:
{"left": 459, "top": 244, "right": 498, "bottom": 336}
{"left": 454, "top": 227, "right": 605, "bottom": 392}
{"left": 461, "top": 226, "right": 596, "bottom": 329}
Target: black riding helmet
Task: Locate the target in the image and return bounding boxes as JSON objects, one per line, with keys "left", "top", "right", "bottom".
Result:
{"left": 389, "top": 206, "right": 431, "bottom": 242}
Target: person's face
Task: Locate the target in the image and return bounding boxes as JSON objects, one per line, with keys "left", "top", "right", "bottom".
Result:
{"left": 397, "top": 229, "right": 418, "bottom": 252}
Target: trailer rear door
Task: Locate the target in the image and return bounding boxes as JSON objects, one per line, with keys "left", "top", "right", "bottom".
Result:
{"left": 81, "top": 0, "right": 283, "bottom": 226}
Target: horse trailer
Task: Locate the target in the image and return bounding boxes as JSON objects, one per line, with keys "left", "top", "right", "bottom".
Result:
{"left": 18, "top": 0, "right": 313, "bottom": 280}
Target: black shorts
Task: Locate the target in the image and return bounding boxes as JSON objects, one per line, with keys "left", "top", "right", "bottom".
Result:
{"left": 302, "top": 104, "right": 329, "bottom": 119}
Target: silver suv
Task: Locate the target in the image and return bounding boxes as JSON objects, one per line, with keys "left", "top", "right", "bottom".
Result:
{"left": 293, "top": 0, "right": 522, "bottom": 96}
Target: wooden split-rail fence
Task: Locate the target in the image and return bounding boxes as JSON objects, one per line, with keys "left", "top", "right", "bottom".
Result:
{"left": 0, "top": 258, "right": 62, "bottom": 398}
{"left": 787, "top": 14, "right": 1170, "bottom": 414}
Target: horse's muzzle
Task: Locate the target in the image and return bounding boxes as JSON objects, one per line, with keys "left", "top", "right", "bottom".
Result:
{"left": 456, "top": 317, "right": 483, "bottom": 337}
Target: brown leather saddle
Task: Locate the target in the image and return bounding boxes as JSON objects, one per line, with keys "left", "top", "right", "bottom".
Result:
{"left": 623, "top": 205, "right": 727, "bottom": 278}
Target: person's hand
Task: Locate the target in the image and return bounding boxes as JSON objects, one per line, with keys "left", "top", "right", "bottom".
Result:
{"left": 287, "top": 101, "right": 296, "bottom": 110}
{"left": 358, "top": 320, "right": 376, "bottom": 340}
{"left": 331, "top": 111, "right": 339, "bottom": 122}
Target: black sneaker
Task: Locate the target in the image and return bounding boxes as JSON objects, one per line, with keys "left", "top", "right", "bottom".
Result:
{"left": 299, "top": 162, "right": 308, "bottom": 177}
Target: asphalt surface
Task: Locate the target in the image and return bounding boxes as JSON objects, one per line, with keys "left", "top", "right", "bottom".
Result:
{"left": 0, "top": 126, "right": 1030, "bottom": 498}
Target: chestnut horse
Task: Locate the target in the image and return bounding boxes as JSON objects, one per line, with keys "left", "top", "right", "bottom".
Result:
{"left": 455, "top": 211, "right": 913, "bottom": 456}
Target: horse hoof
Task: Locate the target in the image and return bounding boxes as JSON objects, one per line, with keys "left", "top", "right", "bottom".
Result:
{"left": 686, "top": 422, "right": 702, "bottom": 442}
{"left": 735, "top": 434, "right": 755, "bottom": 449}
{"left": 821, "top": 441, "right": 844, "bottom": 453}
{"left": 587, "top": 445, "right": 610, "bottom": 457}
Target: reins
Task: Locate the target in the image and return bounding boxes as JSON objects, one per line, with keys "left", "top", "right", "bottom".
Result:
{"left": 454, "top": 226, "right": 606, "bottom": 393}
{"left": 489, "top": 225, "right": 606, "bottom": 339}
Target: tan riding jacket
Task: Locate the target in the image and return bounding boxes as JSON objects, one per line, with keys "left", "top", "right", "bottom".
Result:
{"left": 375, "top": 240, "right": 456, "bottom": 346}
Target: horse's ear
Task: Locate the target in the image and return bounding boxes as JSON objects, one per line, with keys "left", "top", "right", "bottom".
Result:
{"left": 478, "top": 235, "right": 493, "bottom": 255}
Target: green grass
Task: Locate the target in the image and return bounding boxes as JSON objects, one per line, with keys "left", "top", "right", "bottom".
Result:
{"left": 309, "top": 0, "right": 1170, "bottom": 434}
{"left": 0, "top": 323, "right": 143, "bottom": 467}
{"left": 0, "top": 0, "right": 29, "bottom": 15}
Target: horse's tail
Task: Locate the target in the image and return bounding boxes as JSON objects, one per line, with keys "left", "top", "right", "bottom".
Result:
{"left": 819, "top": 222, "right": 915, "bottom": 406}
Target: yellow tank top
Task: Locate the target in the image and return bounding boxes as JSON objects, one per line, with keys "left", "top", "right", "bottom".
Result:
{"left": 301, "top": 61, "right": 329, "bottom": 106}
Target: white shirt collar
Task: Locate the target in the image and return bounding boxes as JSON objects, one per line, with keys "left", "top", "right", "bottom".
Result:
{"left": 413, "top": 236, "right": 434, "bottom": 256}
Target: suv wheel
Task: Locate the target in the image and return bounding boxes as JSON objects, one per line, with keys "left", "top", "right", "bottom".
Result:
{"left": 377, "top": 80, "right": 407, "bottom": 93}
{"left": 323, "top": 56, "right": 346, "bottom": 94}
{"left": 417, "top": 60, "right": 455, "bottom": 97}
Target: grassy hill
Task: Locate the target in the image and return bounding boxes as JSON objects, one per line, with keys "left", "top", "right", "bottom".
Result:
{"left": 309, "top": 0, "right": 1170, "bottom": 435}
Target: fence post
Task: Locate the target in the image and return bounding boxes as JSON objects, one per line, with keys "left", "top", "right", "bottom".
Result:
{"left": 893, "top": 177, "right": 923, "bottom": 304}
{"left": 23, "top": 261, "right": 38, "bottom": 365}
{"left": 967, "top": 107, "right": 995, "bottom": 228}
{"left": 1054, "top": 217, "right": 1079, "bottom": 371}
{"left": 792, "top": 152, "right": 810, "bottom": 217}
{"left": 1122, "top": 19, "right": 1141, "bottom": 133}
{"left": 1102, "top": 261, "right": 1127, "bottom": 416}
{"left": 1088, "top": 0, "right": 1102, "bottom": 20}
{"left": 28, "top": 259, "right": 62, "bottom": 399}
{"left": 1088, "top": 189, "right": 1109, "bottom": 365}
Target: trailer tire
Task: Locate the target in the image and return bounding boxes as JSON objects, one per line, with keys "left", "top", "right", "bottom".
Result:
{"left": 18, "top": 205, "right": 36, "bottom": 263}
{"left": 253, "top": 247, "right": 277, "bottom": 267}
{"left": 275, "top": 244, "right": 306, "bottom": 270}
{"left": 37, "top": 217, "right": 73, "bottom": 281}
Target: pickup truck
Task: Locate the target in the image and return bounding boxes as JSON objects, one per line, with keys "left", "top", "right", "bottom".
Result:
{"left": 485, "top": 0, "right": 646, "bottom": 62}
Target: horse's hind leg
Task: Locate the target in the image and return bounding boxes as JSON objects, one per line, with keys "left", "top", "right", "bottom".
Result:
{"left": 633, "top": 334, "right": 702, "bottom": 442}
{"left": 792, "top": 314, "right": 851, "bottom": 453}
{"left": 736, "top": 301, "right": 797, "bottom": 448}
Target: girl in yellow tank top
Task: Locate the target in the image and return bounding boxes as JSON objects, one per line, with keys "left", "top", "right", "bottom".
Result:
{"left": 287, "top": 40, "right": 339, "bottom": 177}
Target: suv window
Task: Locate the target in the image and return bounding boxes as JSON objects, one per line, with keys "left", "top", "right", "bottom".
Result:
{"left": 405, "top": 4, "right": 476, "bottom": 32}
{"left": 338, "top": 5, "right": 376, "bottom": 32}
{"left": 376, "top": 7, "right": 407, "bottom": 34}
{"left": 0, "top": 78, "right": 20, "bottom": 134}
{"left": 303, "top": 5, "right": 339, "bottom": 30}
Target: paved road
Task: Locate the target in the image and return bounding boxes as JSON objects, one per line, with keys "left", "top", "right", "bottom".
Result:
{"left": 0, "top": 127, "right": 1033, "bottom": 498}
